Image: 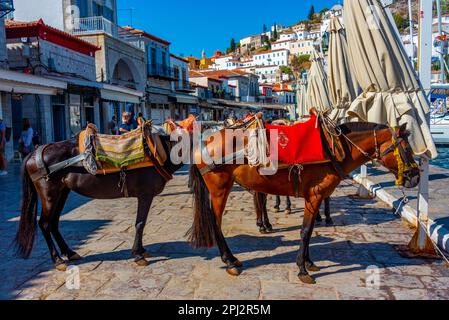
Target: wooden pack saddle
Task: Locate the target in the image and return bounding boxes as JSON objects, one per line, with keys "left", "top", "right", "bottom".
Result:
{"left": 78, "top": 122, "right": 168, "bottom": 175}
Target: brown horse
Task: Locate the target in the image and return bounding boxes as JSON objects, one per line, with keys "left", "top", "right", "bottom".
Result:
{"left": 188, "top": 121, "right": 420, "bottom": 284}
{"left": 14, "top": 131, "right": 183, "bottom": 271}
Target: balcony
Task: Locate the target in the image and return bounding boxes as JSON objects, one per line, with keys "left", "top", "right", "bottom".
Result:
{"left": 69, "top": 16, "right": 145, "bottom": 51}
{"left": 174, "top": 80, "right": 193, "bottom": 92}
{"left": 148, "top": 63, "right": 175, "bottom": 80}
{"left": 0, "top": 0, "right": 14, "bottom": 19}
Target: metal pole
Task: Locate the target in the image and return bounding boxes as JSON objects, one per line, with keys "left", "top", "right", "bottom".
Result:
{"left": 408, "top": 0, "right": 415, "bottom": 65}
{"left": 437, "top": 0, "right": 445, "bottom": 82}
{"left": 409, "top": 0, "right": 436, "bottom": 254}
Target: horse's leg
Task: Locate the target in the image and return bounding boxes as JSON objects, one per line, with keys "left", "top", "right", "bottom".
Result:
{"left": 297, "top": 195, "right": 322, "bottom": 284}
{"left": 324, "top": 197, "right": 333, "bottom": 225}
{"left": 254, "top": 192, "right": 265, "bottom": 233}
{"left": 254, "top": 193, "right": 272, "bottom": 234}
{"left": 260, "top": 194, "right": 273, "bottom": 233}
{"left": 273, "top": 195, "right": 281, "bottom": 212}
{"left": 285, "top": 196, "right": 292, "bottom": 215}
{"left": 50, "top": 188, "right": 81, "bottom": 261}
{"left": 39, "top": 198, "right": 68, "bottom": 271}
{"left": 132, "top": 195, "right": 154, "bottom": 266}
{"left": 210, "top": 188, "right": 242, "bottom": 275}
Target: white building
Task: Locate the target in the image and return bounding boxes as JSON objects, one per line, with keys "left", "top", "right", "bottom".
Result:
{"left": 279, "top": 31, "right": 297, "bottom": 41}
{"left": 272, "top": 39, "right": 291, "bottom": 51}
{"left": 253, "top": 49, "right": 289, "bottom": 67}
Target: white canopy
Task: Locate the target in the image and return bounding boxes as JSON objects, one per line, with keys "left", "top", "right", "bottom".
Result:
{"left": 344, "top": 0, "right": 437, "bottom": 158}
{"left": 306, "top": 50, "right": 332, "bottom": 112}
{"left": 327, "top": 16, "right": 360, "bottom": 123}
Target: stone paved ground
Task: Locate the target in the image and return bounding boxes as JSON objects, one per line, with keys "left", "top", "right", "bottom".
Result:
{"left": 1, "top": 168, "right": 449, "bottom": 300}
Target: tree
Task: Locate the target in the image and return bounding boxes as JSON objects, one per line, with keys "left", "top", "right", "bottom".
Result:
{"left": 263, "top": 24, "right": 268, "bottom": 34}
{"left": 393, "top": 13, "right": 407, "bottom": 33}
{"left": 308, "top": 5, "right": 315, "bottom": 21}
{"left": 280, "top": 66, "right": 292, "bottom": 75}
{"left": 290, "top": 54, "right": 312, "bottom": 77}
{"left": 230, "top": 38, "right": 236, "bottom": 52}
{"left": 320, "top": 7, "right": 330, "bottom": 15}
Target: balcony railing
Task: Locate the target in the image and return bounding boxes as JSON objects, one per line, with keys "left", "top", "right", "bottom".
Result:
{"left": 69, "top": 16, "right": 145, "bottom": 51}
{"left": 148, "top": 63, "right": 174, "bottom": 79}
{"left": 174, "top": 80, "right": 192, "bottom": 91}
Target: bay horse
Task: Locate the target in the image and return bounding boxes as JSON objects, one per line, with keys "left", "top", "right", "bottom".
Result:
{"left": 188, "top": 120, "right": 420, "bottom": 284}
{"left": 14, "top": 127, "right": 183, "bottom": 271}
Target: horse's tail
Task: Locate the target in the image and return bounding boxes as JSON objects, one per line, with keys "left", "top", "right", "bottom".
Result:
{"left": 14, "top": 155, "right": 38, "bottom": 259}
{"left": 186, "top": 165, "right": 218, "bottom": 248}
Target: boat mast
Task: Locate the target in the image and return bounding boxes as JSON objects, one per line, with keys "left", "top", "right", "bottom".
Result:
{"left": 437, "top": 0, "right": 445, "bottom": 83}
{"left": 409, "top": 0, "right": 415, "bottom": 65}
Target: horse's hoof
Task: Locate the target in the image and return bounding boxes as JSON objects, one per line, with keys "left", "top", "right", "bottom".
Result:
{"left": 316, "top": 215, "right": 323, "bottom": 223}
{"left": 266, "top": 226, "right": 273, "bottom": 233}
{"left": 68, "top": 253, "right": 82, "bottom": 261}
{"left": 325, "top": 219, "right": 334, "bottom": 226}
{"left": 226, "top": 267, "right": 242, "bottom": 276}
{"left": 259, "top": 228, "right": 269, "bottom": 234}
{"left": 135, "top": 258, "right": 150, "bottom": 267}
{"left": 273, "top": 208, "right": 280, "bottom": 213}
{"left": 55, "top": 262, "right": 68, "bottom": 272}
{"left": 285, "top": 209, "right": 292, "bottom": 215}
{"left": 306, "top": 263, "right": 321, "bottom": 272}
{"left": 298, "top": 274, "right": 316, "bottom": 284}
{"left": 233, "top": 260, "right": 243, "bottom": 268}
{"left": 142, "top": 251, "right": 151, "bottom": 259}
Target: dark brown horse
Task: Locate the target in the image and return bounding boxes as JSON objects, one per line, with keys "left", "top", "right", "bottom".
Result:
{"left": 14, "top": 132, "right": 183, "bottom": 271}
{"left": 188, "top": 121, "right": 420, "bottom": 284}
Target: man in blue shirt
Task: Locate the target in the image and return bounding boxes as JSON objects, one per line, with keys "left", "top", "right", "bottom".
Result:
{"left": 118, "top": 112, "right": 136, "bottom": 135}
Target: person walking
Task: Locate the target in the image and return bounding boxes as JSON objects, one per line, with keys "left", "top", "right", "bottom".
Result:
{"left": 137, "top": 112, "right": 146, "bottom": 129}
{"left": 18, "top": 118, "right": 34, "bottom": 159}
{"left": 0, "top": 118, "right": 7, "bottom": 176}
{"left": 108, "top": 115, "right": 118, "bottom": 135}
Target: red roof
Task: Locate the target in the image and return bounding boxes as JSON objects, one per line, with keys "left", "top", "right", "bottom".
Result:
{"left": 5, "top": 19, "right": 99, "bottom": 57}
{"left": 122, "top": 26, "right": 171, "bottom": 46}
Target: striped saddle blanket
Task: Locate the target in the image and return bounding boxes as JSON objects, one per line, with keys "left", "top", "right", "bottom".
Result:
{"left": 79, "top": 123, "right": 167, "bottom": 175}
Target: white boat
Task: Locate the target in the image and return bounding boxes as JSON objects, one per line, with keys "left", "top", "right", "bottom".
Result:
{"left": 431, "top": 117, "right": 449, "bottom": 144}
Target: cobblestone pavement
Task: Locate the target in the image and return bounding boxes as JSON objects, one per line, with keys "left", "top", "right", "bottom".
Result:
{"left": 1, "top": 168, "right": 449, "bottom": 300}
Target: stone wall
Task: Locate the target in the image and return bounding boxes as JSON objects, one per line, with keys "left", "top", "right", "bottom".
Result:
{"left": 78, "top": 34, "right": 147, "bottom": 92}
{"left": 7, "top": 38, "right": 96, "bottom": 81}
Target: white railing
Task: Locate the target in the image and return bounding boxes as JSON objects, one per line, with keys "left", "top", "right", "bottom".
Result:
{"left": 69, "top": 16, "right": 144, "bottom": 51}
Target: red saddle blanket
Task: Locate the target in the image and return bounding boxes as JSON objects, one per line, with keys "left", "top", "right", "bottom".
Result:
{"left": 265, "top": 115, "right": 326, "bottom": 165}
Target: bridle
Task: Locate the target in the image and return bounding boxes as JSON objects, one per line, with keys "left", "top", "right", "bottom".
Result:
{"left": 343, "top": 126, "right": 418, "bottom": 186}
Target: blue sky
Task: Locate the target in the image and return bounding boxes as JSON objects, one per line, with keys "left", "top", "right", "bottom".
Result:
{"left": 117, "top": 0, "right": 340, "bottom": 57}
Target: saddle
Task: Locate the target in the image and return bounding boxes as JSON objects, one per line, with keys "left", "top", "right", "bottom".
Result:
{"left": 79, "top": 122, "right": 168, "bottom": 176}
{"left": 265, "top": 115, "right": 346, "bottom": 166}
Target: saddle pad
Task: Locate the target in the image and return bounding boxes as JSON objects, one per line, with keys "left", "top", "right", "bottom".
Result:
{"left": 95, "top": 129, "right": 145, "bottom": 168}
{"left": 265, "top": 115, "right": 326, "bottom": 165}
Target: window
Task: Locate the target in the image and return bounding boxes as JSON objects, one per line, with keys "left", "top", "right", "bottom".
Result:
{"left": 77, "top": 0, "right": 89, "bottom": 17}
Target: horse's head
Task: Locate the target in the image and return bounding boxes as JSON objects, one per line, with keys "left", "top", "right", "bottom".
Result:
{"left": 377, "top": 124, "right": 420, "bottom": 188}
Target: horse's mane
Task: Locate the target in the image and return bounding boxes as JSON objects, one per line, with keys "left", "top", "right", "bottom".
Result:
{"left": 338, "top": 122, "right": 389, "bottom": 134}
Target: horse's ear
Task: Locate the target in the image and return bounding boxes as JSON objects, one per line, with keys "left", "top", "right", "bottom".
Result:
{"left": 398, "top": 123, "right": 410, "bottom": 138}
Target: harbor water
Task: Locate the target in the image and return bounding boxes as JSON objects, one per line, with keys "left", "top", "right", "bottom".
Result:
{"left": 432, "top": 146, "right": 449, "bottom": 169}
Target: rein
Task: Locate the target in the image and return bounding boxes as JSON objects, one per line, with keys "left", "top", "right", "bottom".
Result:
{"left": 318, "top": 113, "right": 416, "bottom": 186}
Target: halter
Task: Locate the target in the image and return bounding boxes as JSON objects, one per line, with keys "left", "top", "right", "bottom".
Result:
{"left": 349, "top": 127, "right": 418, "bottom": 186}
